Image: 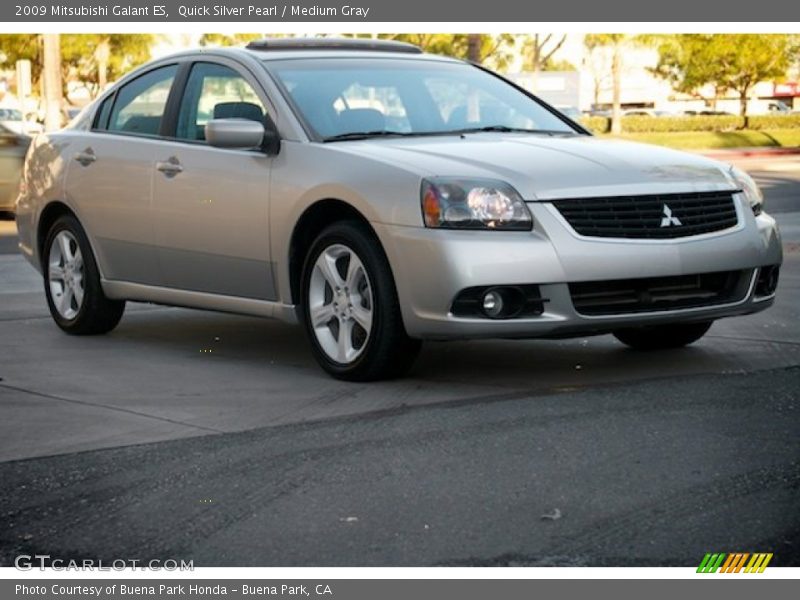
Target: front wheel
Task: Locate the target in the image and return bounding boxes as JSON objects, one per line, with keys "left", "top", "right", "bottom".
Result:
{"left": 613, "top": 321, "right": 713, "bottom": 351}
{"left": 43, "top": 214, "right": 125, "bottom": 335}
{"left": 301, "top": 221, "right": 421, "bottom": 381}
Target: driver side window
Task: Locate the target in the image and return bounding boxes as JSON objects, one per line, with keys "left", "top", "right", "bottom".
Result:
{"left": 175, "top": 62, "right": 268, "bottom": 142}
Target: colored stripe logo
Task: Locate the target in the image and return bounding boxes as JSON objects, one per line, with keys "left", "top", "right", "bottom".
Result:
{"left": 697, "top": 553, "right": 773, "bottom": 573}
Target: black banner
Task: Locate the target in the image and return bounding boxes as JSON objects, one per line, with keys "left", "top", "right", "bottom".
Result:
{"left": 4, "top": 0, "right": 800, "bottom": 22}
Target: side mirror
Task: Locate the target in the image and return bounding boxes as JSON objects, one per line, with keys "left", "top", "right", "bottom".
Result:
{"left": 205, "top": 119, "right": 266, "bottom": 150}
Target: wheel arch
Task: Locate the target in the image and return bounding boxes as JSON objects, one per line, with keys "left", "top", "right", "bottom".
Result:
{"left": 288, "top": 198, "right": 387, "bottom": 306}
{"left": 37, "top": 201, "right": 80, "bottom": 270}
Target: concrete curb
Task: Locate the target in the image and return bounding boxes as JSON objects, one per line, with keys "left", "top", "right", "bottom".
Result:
{"left": 699, "top": 147, "right": 800, "bottom": 160}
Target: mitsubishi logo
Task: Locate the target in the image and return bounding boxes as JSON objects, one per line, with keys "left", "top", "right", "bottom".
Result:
{"left": 660, "top": 204, "right": 682, "bottom": 227}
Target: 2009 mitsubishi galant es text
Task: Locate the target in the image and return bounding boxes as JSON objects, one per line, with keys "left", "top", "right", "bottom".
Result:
{"left": 16, "top": 38, "right": 782, "bottom": 380}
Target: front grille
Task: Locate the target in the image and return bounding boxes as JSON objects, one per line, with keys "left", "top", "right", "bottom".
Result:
{"left": 551, "top": 190, "right": 738, "bottom": 239}
{"left": 570, "top": 270, "right": 751, "bottom": 316}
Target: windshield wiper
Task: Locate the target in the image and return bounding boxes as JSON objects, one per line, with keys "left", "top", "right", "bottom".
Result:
{"left": 323, "top": 130, "right": 418, "bottom": 142}
{"left": 453, "top": 125, "right": 561, "bottom": 135}
{"left": 322, "top": 127, "right": 573, "bottom": 142}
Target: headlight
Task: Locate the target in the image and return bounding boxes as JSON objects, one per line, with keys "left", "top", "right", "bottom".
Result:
{"left": 421, "top": 178, "right": 533, "bottom": 230}
{"left": 729, "top": 166, "right": 764, "bottom": 216}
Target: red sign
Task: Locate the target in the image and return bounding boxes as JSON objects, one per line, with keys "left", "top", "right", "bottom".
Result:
{"left": 773, "top": 82, "right": 800, "bottom": 96}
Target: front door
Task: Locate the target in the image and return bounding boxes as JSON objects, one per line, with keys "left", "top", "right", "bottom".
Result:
{"left": 152, "top": 61, "right": 274, "bottom": 300}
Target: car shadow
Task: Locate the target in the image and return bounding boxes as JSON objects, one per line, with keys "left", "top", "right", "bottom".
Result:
{"left": 109, "top": 306, "right": 752, "bottom": 393}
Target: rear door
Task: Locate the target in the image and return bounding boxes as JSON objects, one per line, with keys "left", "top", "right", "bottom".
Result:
{"left": 64, "top": 63, "right": 179, "bottom": 285}
{"left": 150, "top": 60, "right": 275, "bottom": 300}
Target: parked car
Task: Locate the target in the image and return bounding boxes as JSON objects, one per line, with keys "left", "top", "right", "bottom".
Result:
{"left": 683, "top": 110, "right": 733, "bottom": 116}
{"left": 624, "top": 109, "right": 679, "bottom": 117}
{"left": 767, "top": 100, "right": 792, "bottom": 113}
{"left": 623, "top": 109, "right": 656, "bottom": 117}
{"left": 0, "top": 107, "right": 44, "bottom": 135}
{"left": 0, "top": 124, "right": 31, "bottom": 213}
{"left": 15, "top": 38, "right": 783, "bottom": 380}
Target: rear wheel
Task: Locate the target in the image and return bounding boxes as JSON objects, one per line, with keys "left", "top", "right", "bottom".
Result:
{"left": 43, "top": 214, "right": 125, "bottom": 335}
{"left": 613, "top": 321, "right": 713, "bottom": 351}
{"left": 301, "top": 221, "right": 420, "bottom": 381}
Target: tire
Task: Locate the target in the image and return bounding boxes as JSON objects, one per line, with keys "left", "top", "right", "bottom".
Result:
{"left": 300, "top": 220, "right": 421, "bottom": 381}
{"left": 43, "top": 214, "right": 125, "bottom": 335}
{"left": 613, "top": 321, "right": 713, "bottom": 351}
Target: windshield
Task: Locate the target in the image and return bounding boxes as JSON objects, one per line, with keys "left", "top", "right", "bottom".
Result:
{"left": 265, "top": 58, "right": 580, "bottom": 140}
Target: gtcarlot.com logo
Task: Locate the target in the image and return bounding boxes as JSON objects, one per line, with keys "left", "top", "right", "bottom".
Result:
{"left": 697, "top": 553, "right": 773, "bottom": 573}
{"left": 14, "top": 554, "right": 193, "bottom": 571}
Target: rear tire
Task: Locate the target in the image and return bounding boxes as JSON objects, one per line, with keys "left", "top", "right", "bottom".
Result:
{"left": 613, "top": 321, "right": 713, "bottom": 351}
{"left": 300, "top": 220, "right": 421, "bottom": 381}
{"left": 43, "top": 214, "right": 125, "bottom": 335}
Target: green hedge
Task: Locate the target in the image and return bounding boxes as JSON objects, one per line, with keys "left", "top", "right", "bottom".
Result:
{"left": 748, "top": 113, "right": 800, "bottom": 130}
{"left": 622, "top": 115, "right": 742, "bottom": 133}
{"left": 579, "top": 115, "right": 609, "bottom": 134}
{"left": 580, "top": 113, "right": 800, "bottom": 134}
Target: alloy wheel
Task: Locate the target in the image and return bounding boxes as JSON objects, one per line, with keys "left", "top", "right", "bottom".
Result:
{"left": 48, "top": 230, "right": 85, "bottom": 320}
{"left": 308, "top": 243, "right": 374, "bottom": 364}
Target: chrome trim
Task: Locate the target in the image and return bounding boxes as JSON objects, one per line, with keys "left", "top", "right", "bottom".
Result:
{"left": 752, "top": 292, "right": 777, "bottom": 303}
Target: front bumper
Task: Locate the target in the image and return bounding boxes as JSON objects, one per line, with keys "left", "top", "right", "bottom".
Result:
{"left": 376, "top": 195, "right": 782, "bottom": 340}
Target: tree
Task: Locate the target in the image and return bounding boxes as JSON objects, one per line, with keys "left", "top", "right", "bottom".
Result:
{"left": 584, "top": 34, "right": 658, "bottom": 134}
{"left": 0, "top": 34, "right": 154, "bottom": 101}
{"left": 199, "top": 33, "right": 269, "bottom": 47}
{"left": 61, "top": 35, "right": 154, "bottom": 99}
{"left": 0, "top": 34, "right": 42, "bottom": 95}
{"left": 466, "top": 34, "right": 481, "bottom": 63}
{"left": 584, "top": 34, "right": 626, "bottom": 134}
{"left": 583, "top": 37, "right": 611, "bottom": 108}
{"left": 523, "top": 34, "right": 567, "bottom": 72}
{"left": 542, "top": 58, "right": 577, "bottom": 72}
{"left": 42, "top": 34, "right": 62, "bottom": 130}
{"left": 370, "top": 34, "right": 516, "bottom": 71}
{"left": 654, "top": 34, "right": 797, "bottom": 119}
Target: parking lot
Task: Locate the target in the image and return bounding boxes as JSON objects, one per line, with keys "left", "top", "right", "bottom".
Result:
{"left": 1, "top": 156, "right": 798, "bottom": 566}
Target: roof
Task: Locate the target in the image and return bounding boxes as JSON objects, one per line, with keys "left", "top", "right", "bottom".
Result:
{"left": 245, "top": 38, "right": 423, "bottom": 54}
{"left": 128, "top": 41, "right": 461, "bottom": 72}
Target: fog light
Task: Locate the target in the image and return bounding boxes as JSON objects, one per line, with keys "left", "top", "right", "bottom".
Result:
{"left": 482, "top": 290, "right": 504, "bottom": 318}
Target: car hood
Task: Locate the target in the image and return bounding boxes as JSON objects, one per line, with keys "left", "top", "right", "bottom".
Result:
{"left": 329, "top": 134, "right": 735, "bottom": 200}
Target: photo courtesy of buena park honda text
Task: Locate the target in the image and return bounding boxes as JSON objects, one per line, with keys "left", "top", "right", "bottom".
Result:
{"left": 0, "top": 0, "right": 798, "bottom": 597}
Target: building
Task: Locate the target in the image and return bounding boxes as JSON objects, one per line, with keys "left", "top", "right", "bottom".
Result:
{"left": 506, "top": 34, "right": 800, "bottom": 115}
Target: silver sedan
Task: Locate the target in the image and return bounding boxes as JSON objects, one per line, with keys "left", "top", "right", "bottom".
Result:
{"left": 14, "top": 38, "right": 782, "bottom": 380}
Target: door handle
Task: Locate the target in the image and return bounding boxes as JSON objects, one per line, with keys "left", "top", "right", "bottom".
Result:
{"left": 156, "top": 157, "right": 183, "bottom": 177}
{"left": 74, "top": 148, "right": 96, "bottom": 166}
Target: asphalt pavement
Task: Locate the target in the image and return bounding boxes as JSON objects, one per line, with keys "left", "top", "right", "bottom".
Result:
{"left": 0, "top": 156, "right": 798, "bottom": 566}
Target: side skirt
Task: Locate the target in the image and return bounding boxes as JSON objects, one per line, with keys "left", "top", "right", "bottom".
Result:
{"left": 101, "top": 279, "right": 299, "bottom": 324}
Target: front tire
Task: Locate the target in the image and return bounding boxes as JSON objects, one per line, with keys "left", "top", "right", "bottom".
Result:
{"left": 300, "top": 221, "right": 421, "bottom": 381}
{"left": 613, "top": 321, "right": 713, "bottom": 351}
{"left": 43, "top": 214, "right": 125, "bottom": 335}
